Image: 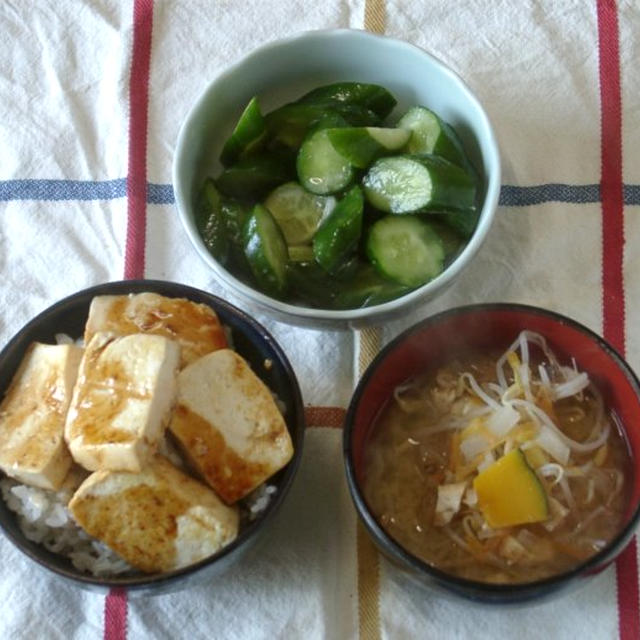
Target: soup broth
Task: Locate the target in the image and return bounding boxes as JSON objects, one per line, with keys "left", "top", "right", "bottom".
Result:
{"left": 362, "top": 334, "right": 632, "bottom": 584}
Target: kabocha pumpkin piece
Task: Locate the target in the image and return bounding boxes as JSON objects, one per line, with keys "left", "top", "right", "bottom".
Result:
{"left": 473, "top": 448, "right": 549, "bottom": 528}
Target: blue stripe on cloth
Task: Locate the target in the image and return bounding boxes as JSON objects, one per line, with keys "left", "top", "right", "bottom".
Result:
{"left": 147, "top": 183, "right": 175, "bottom": 205}
{"left": 0, "top": 179, "right": 638, "bottom": 207}
{"left": 499, "top": 184, "right": 601, "bottom": 206}
{"left": 0, "top": 178, "right": 126, "bottom": 201}
{"left": 624, "top": 184, "right": 640, "bottom": 206}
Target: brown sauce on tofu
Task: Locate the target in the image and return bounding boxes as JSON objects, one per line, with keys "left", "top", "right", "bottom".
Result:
{"left": 68, "top": 339, "right": 150, "bottom": 446}
{"left": 89, "top": 295, "right": 228, "bottom": 367}
{"left": 171, "top": 404, "right": 270, "bottom": 504}
{"left": 0, "top": 348, "right": 69, "bottom": 465}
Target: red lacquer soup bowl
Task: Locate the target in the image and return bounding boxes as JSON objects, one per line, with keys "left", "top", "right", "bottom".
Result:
{"left": 343, "top": 304, "right": 640, "bottom": 603}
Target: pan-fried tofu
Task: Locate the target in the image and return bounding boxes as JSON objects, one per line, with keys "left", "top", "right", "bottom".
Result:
{"left": 169, "top": 349, "right": 293, "bottom": 504}
{"left": 84, "top": 293, "right": 228, "bottom": 368}
{"left": 64, "top": 332, "right": 180, "bottom": 473}
{"left": 68, "top": 455, "right": 239, "bottom": 573}
{"left": 0, "top": 343, "right": 82, "bottom": 490}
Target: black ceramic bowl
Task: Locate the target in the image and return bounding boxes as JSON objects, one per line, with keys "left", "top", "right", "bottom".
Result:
{"left": 0, "top": 280, "right": 305, "bottom": 594}
{"left": 343, "top": 304, "right": 640, "bottom": 604}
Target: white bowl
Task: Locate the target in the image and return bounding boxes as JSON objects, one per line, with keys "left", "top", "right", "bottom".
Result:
{"left": 173, "top": 29, "right": 501, "bottom": 329}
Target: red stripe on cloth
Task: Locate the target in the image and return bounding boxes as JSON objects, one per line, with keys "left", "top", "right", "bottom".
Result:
{"left": 123, "top": 0, "right": 154, "bottom": 280}
{"left": 103, "top": 589, "right": 128, "bottom": 640}
{"left": 596, "top": 2, "right": 639, "bottom": 639}
{"left": 105, "top": 1, "right": 155, "bottom": 636}
{"left": 598, "top": 0, "right": 626, "bottom": 354}
{"left": 617, "top": 539, "right": 640, "bottom": 640}
{"left": 305, "top": 406, "right": 346, "bottom": 429}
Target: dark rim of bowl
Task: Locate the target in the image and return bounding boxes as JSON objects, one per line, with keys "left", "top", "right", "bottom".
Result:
{"left": 0, "top": 279, "right": 305, "bottom": 589}
{"left": 343, "top": 302, "right": 640, "bottom": 600}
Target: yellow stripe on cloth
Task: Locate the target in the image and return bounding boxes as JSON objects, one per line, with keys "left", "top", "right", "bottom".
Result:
{"left": 356, "top": 9, "right": 386, "bottom": 637}
{"left": 364, "top": 0, "right": 386, "bottom": 34}
{"left": 357, "top": 519, "right": 382, "bottom": 640}
{"left": 357, "top": 326, "right": 382, "bottom": 381}
{"left": 355, "top": 325, "right": 382, "bottom": 640}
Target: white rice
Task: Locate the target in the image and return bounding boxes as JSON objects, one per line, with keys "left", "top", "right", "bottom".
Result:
{"left": 0, "top": 476, "right": 132, "bottom": 576}
{"left": 1, "top": 473, "right": 275, "bottom": 577}
{"left": 245, "top": 483, "right": 278, "bottom": 521}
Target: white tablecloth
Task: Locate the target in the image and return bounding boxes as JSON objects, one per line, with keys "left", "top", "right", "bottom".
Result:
{"left": 1, "top": 1, "right": 639, "bottom": 638}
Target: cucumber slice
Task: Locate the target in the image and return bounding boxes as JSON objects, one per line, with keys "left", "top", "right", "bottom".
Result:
{"left": 286, "top": 261, "right": 337, "bottom": 308}
{"left": 298, "top": 82, "right": 397, "bottom": 120}
{"left": 333, "top": 264, "right": 412, "bottom": 309}
{"left": 313, "top": 185, "right": 363, "bottom": 274}
{"left": 362, "top": 154, "right": 477, "bottom": 214}
{"left": 297, "top": 129, "right": 354, "bottom": 195}
{"left": 288, "top": 245, "right": 315, "bottom": 262}
{"left": 265, "top": 103, "right": 378, "bottom": 150}
{"left": 428, "top": 220, "right": 466, "bottom": 259}
{"left": 430, "top": 208, "right": 480, "bottom": 239}
{"left": 220, "top": 199, "right": 249, "bottom": 247}
{"left": 220, "top": 97, "right": 266, "bottom": 167}
{"left": 326, "top": 127, "right": 410, "bottom": 168}
{"left": 195, "top": 178, "right": 229, "bottom": 264}
{"left": 264, "top": 181, "right": 335, "bottom": 245}
{"left": 243, "top": 204, "right": 289, "bottom": 297}
{"left": 366, "top": 215, "right": 445, "bottom": 287}
{"left": 216, "top": 152, "right": 295, "bottom": 200}
{"left": 397, "top": 106, "right": 467, "bottom": 165}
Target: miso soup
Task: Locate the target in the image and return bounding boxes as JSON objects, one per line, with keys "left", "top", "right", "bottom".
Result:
{"left": 362, "top": 331, "right": 632, "bottom": 583}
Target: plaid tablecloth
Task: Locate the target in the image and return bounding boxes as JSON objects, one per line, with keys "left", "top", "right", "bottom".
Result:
{"left": 0, "top": 1, "right": 639, "bottom": 638}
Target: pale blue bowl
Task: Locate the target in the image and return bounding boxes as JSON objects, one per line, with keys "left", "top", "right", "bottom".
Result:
{"left": 173, "top": 29, "right": 501, "bottom": 329}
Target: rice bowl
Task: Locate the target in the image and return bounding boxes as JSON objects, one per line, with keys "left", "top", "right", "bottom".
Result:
{"left": 0, "top": 280, "right": 304, "bottom": 593}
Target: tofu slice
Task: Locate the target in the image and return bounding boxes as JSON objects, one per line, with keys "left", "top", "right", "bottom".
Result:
{"left": 169, "top": 349, "right": 293, "bottom": 504}
{"left": 64, "top": 332, "right": 180, "bottom": 473}
{"left": 84, "top": 293, "right": 228, "bottom": 368}
{"left": 69, "top": 455, "right": 239, "bottom": 573}
{"left": 0, "top": 343, "right": 82, "bottom": 490}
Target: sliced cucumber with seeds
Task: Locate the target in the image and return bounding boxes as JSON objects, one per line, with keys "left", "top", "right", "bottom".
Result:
{"left": 298, "top": 82, "right": 397, "bottom": 120}
{"left": 297, "top": 128, "right": 355, "bottom": 195}
{"left": 220, "top": 97, "right": 266, "bottom": 167}
{"left": 195, "top": 178, "right": 229, "bottom": 264}
{"left": 362, "top": 154, "right": 477, "bottom": 214}
{"left": 243, "top": 204, "right": 289, "bottom": 297}
{"left": 313, "top": 185, "right": 363, "bottom": 274}
{"left": 201, "top": 83, "right": 485, "bottom": 308}
{"left": 326, "top": 127, "right": 411, "bottom": 168}
{"left": 366, "top": 215, "right": 445, "bottom": 287}
{"left": 397, "top": 106, "right": 467, "bottom": 165}
{"left": 264, "top": 181, "right": 335, "bottom": 245}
